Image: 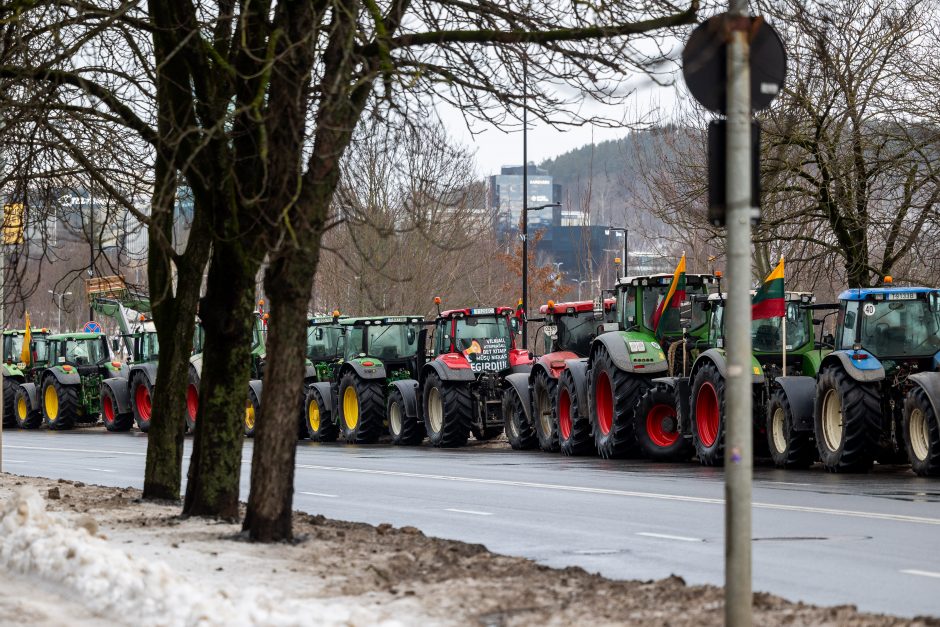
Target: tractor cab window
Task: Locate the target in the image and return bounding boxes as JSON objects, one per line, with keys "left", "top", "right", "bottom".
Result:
{"left": 751, "top": 301, "right": 810, "bottom": 352}
{"left": 307, "top": 325, "right": 342, "bottom": 361}
{"left": 344, "top": 327, "right": 364, "bottom": 360}
{"left": 838, "top": 300, "right": 859, "bottom": 350}
{"left": 619, "top": 286, "right": 637, "bottom": 328}
{"left": 63, "top": 338, "right": 108, "bottom": 365}
{"left": 3, "top": 335, "right": 23, "bottom": 362}
{"left": 366, "top": 323, "right": 420, "bottom": 360}
{"left": 708, "top": 301, "right": 724, "bottom": 344}
{"left": 555, "top": 311, "right": 600, "bottom": 356}
{"left": 251, "top": 319, "right": 264, "bottom": 349}
{"left": 454, "top": 315, "right": 512, "bottom": 352}
{"left": 136, "top": 332, "right": 159, "bottom": 362}
{"left": 192, "top": 325, "right": 205, "bottom": 354}
{"left": 32, "top": 338, "right": 49, "bottom": 363}
{"left": 688, "top": 298, "right": 708, "bottom": 331}
{"left": 858, "top": 296, "right": 940, "bottom": 356}
{"left": 643, "top": 285, "right": 680, "bottom": 334}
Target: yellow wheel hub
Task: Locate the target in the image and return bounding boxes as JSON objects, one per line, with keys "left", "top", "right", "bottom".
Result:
{"left": 245, "top": 399, "right": 256, "bottom": 430}
{"left": 343, "top": 386, "right": 359, "bottom": 430}
{"left": 17, "top": 396, "right": 27, "bottom": 420}
{"left": 44, "top": 385, "right": 59, "bottom": 421}
{"left": 308, "top": 398, "right": 321, "bottom": 432}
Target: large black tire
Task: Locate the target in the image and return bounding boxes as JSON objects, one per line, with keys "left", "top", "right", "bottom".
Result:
{"left": 532, "top": 369, "right": 559, "bottom": 452}
{"left": 338, "top": 371, "right": 385, "bottom": 444}
{"left": 41, "top": 377, "right": 80, "bottom": 430}
{"left": 185, "top": 367, "right": 200, "bottom": 434}
{"left": 101, "top": 385, "right": 133, "bottom": 432}
{"left": 503, "top": 387, "right": 537, "bottom": 450}
{"left": 244, "top": 387, "right": 261, "bottom": 437}
{"left": 587, "top": 346, "right": 648, "bottom": 459}
{"left": 635, "top": 383, "right": 693, "bottom": 462}
{"left": 814, "top": 365, "right": 880, "bottom": 473}
{"left": 471, "top": 424, "right": 503, "bottom": 441}
{"left": 903, "top": 386, "right": 940, "bottom": 477}
{"left": 556, "top": 369, "right": 594, "bottom": 456}
{"left": 305, "top": 386, "right": 338, "bottom": 442}
{"left": 388, "top": 387, "right": 424, "bottom": 445}
{"left": 13, "top": 385, "right": 41, "bottom": 429}
{"left": 765, "top": 388, "right": 815, "bottom": 469}
{"left": 3, "top": 376, "right": 18, "bottom": 426}
{"left": 690, "top": 362, "right": 725, "bottom": 466}
{"left": 423, "top": 372, "right": 471, "bottom": 448}
{"left": 130, "top": 373, "right": 153, "bottom": 433}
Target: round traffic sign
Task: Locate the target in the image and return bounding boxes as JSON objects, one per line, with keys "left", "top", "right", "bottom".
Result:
{"left": 83, "top": 321, "right": 102, "bottom": 333}
{"left": 682, "top": 14, "right": 787, "bottom": 114}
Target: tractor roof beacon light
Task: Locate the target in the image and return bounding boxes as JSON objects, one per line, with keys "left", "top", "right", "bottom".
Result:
{"left": 434, "top": 297, "right": 442, "bottom": 317}
{"left": 332, "top": 309, "right": 341, "bottom": 322}
{"left": 884, "top": 275, "right": 893, "bottom": 285}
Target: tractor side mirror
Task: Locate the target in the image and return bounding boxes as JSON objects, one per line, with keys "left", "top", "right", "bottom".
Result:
{"left": 510, "top": 317, "right": 520, "bottom": 334}
{"left": 406, "top": 327, "right": 417, "bottom": 345}
{"left": 111, "top": 338, "right": 121, "bottom": 352}
{"left": 314, "top": 327, "right": 324, "bottom": 341}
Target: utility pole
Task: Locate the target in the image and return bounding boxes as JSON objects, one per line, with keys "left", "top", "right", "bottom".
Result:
{"left": 88, "top": 189, "right": 94, "bottom": 321}
{"left": 521, "top": 54, "right": 529, "bottom": 349}
{"left": 725, "top": 1, "right": 754, "bottom": 625}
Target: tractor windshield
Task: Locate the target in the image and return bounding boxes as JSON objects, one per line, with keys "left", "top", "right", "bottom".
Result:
{"left": 642, "top": 285, "right": 677, "bottom": 332}
{"left": 306, "top": 325, "right": 343, "bottom": 361}
{"left": 858, "top": 296, "right": 940, "bottom": 356}
{"left": 751, "top": 301, "right": 810, "bottom": 352}
{"left": 61, "top": 338, "right": 109, "bottom": 365}
{"left": 555, "top": 311, "right": 600, "bottom": 356}
{"left": 366, "top": 323, "right": 420, "bottom": 360}
{"left": 454, "top": 315, "right": 512, "bottom": 349}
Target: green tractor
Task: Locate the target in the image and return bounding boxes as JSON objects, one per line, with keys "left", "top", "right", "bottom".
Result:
{"left": 4, "top": 328, "right": 51, "bottom": 427}
{"left": 304, "top": 315, "right": 425, "bottom": 444}
{"left": 556, "top": 273, "right": 716, "bottom": 458}
{"left": 16, "top": 332, "right": 128, "bottom": 430}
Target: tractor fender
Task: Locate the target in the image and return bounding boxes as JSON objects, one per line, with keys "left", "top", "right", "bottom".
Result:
{"left": 189, "top": 353, "right": 203, "bottom": 377}
{"left": 510, "top": 363, "right": 533, "bottom": 375}
{"left": 773, "top": 376, "right": 817, "bottom": 432}
{"left": 821, "top": 351, "right": 885, "bottom": 383}
{"left": 591, "top": 333, "right": 668, "bottom": 375}
{"left": 503, "top": 372, "right": 532, "bottom": 424}
{"left": 19, "top": 382, "right": 38, "bottom": 410}
{"left": 423, "top": 360, "right": 476, "bottom": 383}
{"left": 652, "top": 376, "right": 693, "bottom": 436}
{"left": 389, "top": 379, "right": 420, "bottom": 418}
{"left": 907, "top": 372, "right": 940, "bottom": 423}
{"left": 101, "top": 377, "right": 132, "bottom": 415}
{"left": 309, "top": 381, "right": 333, "bottom": 414}
{"left": 130, "top": 362, "right": 157, "bottom": 387}
{"left": 341, "top": 360, "right": 387, "bottom": 381}
{"left": 690, "top": 349, "right": 765, "bottom": 385}
{"left": 303, "top": 364, "right": 317, "bottom": 384}
{"left": 248, "top": 378, "right": 263, "bottom": 404}
{"left": 563, "top": 358, "right": 590, "bottom": 410}
{"left": 45, "top": 367, "right": 81, "bottom": 387}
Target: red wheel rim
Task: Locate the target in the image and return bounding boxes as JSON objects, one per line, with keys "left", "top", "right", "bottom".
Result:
{"left": 696, "top": 382, "right": 719, "bottom": 447}
{"left": 135, "top": 384, "right": 152, "bottom": 422}
{"left": 595, "top": 371, "right": 613, "bottom": 436}
{"left": 103, "top": 395, "right": 115, "bottom": 424}
{"left": 646, "top": 403, "right": 679, "bottom": 448}
{"left": 186, "top": 384, "right": 198, "bottom": 422}
{"left": 558, "top": 387, "right": 572, "bottom": 440}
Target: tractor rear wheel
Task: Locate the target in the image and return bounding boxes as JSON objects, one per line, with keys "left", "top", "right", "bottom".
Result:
{"left": 635, "top": 384, "right": 693, "bottom": 462}
{"left": 557, "top": 369, "right": 594, "bottom": 456}
{"left": 14, "top": 385, "right": 40, "bottom": 429}
{"left": 690, "top": 362, "right": 725, "bottom": 466}
{"left": 305, "top": 386, "right": 338, "bottom": 442}
{"left": 3, "top": 377, "right": 18, "bottom": 426}
{"left": 532, "top": 369, "right": 559, "bottom": 452}
{"left": 588, "top": 346, "right": 648, "bottom": 459}
{"left": 101, "top": 385, "right": 133, "bottom": 432}
{"left": 339, "top": 371, "right": 384, "bottom": 444}
{"left": 185, "top": 367, "right": 199, "bottom": 434}
{"left": 41, "top": 378, "right": 79, "bottom": 430}
{"left": 423, "top": 372, "right": 471, "bottom": 447}
{"left": 903, "top": 386, "right": 940, "bottom": 477}
{"left": 244, "top": 387, "right": 261, "bottom": 437}
{"left": 503, "top": 387, "right": 537, "bottom": 450}
{"left": 130, "top": 374, "right": 153, "bottom": 433}
{"left": 766, "top": 388, "right": 814, "bottom": 469}
{"left": 388, "top": 387, "right": 423, "bottom": 445}
{"left": 814, "top": 365, "right": 880, "bottom": 473}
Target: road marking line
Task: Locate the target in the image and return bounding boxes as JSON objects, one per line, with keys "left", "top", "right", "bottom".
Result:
{"left": 296, "top": 464, "right": 940, "bottom": 526}
{"left": 444, "top": 508, "right": 493, "bottom": 516}
{"left": 298, "top": 491, "right": 338, "bottom": 498}
{"left": 636, "top": 532, "right": 703, "bottom": 542}
{"left": 6, "top": 445, "right": 145, "bottom": 457}
{"left": 901, "top": 569, "right": 940, "bottom": 579}
{"left": 86, "top": 468, "right": 115, "bottom": 473}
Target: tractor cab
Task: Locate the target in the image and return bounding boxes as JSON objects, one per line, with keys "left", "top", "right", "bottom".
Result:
{"left": 307, "top": 315, "right": 346, "bottom": 362}
{"left": 432, "top": 307, "right": 530, "bottom": 374}
{"left": 340, "top": 315, "right": 425, "bottom": 380}
{"left": 538, "top": 299, "right": 616, "bottom": 358}
{"left": 616, "top": 273, "right": 716, "bottom": 343}
{"left": 47, "top": 333, "right": 116, "bottom": 371}
{"left": 128, "top": 318, "right": 159, "bottom": 365}
{"left": 4, "top": 329, "right": 50, "bottom": 369}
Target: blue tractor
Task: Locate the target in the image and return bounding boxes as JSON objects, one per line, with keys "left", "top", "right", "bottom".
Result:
{"left": 794, "top": 284, "right": 940, "bottom": 475}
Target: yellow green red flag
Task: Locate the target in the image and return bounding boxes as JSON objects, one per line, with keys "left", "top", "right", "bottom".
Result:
{"left": 652, "top": 254, "right": 687, "bottom": 334}
{"left": 752, "top": 257, "right": 785, "bottom": 320}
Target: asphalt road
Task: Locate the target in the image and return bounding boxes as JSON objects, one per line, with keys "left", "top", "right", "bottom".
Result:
{"left": 3, "top": 428, "right": 940, "bottom": 618}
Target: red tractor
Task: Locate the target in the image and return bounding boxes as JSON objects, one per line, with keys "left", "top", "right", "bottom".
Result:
{"left": 393, "top": 301, "right": 533, "bottom": 447}
{"left": 503, "top": 298, "right": 616, "bottom": 451}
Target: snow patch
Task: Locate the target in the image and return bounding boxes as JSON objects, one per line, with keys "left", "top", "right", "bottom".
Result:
{"left": 0, "top": 487, "right": 406, "bottom": 626}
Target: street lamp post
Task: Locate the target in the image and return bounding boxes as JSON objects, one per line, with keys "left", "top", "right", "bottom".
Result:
{"left": 605, "top": 227, "right": 628, "bottom": 278}
{"left": 48, "top": 289, "right": 72, "bottom": 332}
{"left": 521, "top": 201, "right": 560, "bottom": 349}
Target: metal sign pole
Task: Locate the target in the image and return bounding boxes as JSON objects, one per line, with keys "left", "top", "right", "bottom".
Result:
{"left": 1, "top": 246, "right": 4, "bottom": 472}
{"left": 725, "top": 1, "right": 753, "bottom": 625}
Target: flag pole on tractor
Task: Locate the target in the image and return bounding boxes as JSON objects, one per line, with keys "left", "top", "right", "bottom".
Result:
{"left": 752, "top": 256, "right": 786, "bottom": 371}
{"left": 651, "top": 253, "right": 687, "bottom": 338}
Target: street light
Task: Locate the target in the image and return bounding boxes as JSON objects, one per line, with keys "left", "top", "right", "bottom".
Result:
{"left": 521, "top": 201, "right": 560, "bottom": 349}
{"left": 571, "top": 278, "right": 592, "bottom": 301}
{"left": 605, "top": 227, "right": 628, "bottom": 278}
{"left": 48, "top": 289, "right": 72, "bottom": 332}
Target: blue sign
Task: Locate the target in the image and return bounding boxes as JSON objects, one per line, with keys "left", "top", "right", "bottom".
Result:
{"left": 83, "top": 321, "right": 102, "bottom": 333}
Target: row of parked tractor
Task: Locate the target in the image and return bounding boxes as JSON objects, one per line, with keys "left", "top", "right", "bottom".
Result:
{"left": 3, "top": 273, "right": 939, "bottom": 477}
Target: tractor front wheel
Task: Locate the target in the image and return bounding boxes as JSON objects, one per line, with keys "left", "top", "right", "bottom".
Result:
{"left": 14, "top": 385, "right": 40, "bottom": 429}
{"left": 557, "top": 370, "right": 594, "bottom": 456}
{"left": 388, "top": 387, "right": 423, "bottom": 445}
{"left": 305, "top": 386, "right": 338, "bottom": 442}
{"left": 3, "top": 377, "right": 18, "bottom": 426}
{"left": 423, "top": 372, "right": 471, "bottom": 448}
{"left": 814, "top": 365, "right": 880, "bottom": 473}
{"left": 766, "top": 388, "right": 815, "bottom": 469}
{"left": 101, "top": 385, "right": 133, "bottom": 432}
{"left": 41, "top": 378, "right": 79, "bottom": 430}
{"left": 635, "top": 384, "right": 692, "bottom": 462}
{"left": 338, "top": 371, "right": 384, "bottom": 444}
{"left": 903, "top": 386, "right": 940, "bottom": 477}
{"left": 532, "top": 369, "right": 559, "bottom": 452}
{"left": 503, "top": 387, "right": 537, "bottom": 450}
{"left": 588, "top": 346, "right": 648, "bottom": 458}
{"left": 690, "top": 362, "right": 724, "bottom": 466}
{"left": 130, "top": 374, "right": 153, "bottom": 433}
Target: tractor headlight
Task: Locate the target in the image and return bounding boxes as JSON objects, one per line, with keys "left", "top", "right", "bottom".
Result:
{"left": 628, "top": 341, "right": 646, "bottom": 353}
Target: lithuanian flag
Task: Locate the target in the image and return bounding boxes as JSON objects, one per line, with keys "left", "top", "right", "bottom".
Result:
{"left": 21, "top": 312, "right": 31, "bottom": 364}
{"left": 752, "top": 257, "right": 785, "bottom": 320}
{"left": 515, "top": 298, "right": 524, "bottom": 321}
{"left": 652, "top": 254, "right": 687, "bottom": 334}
